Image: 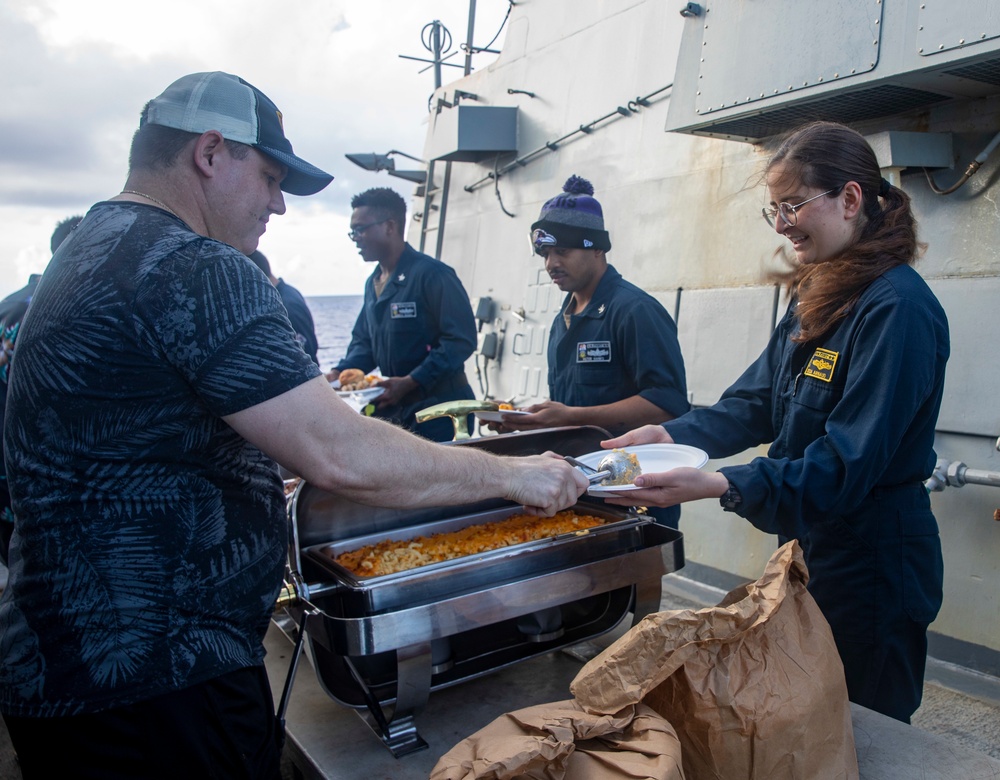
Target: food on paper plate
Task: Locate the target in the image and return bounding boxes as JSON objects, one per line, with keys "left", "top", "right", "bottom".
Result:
{"left": 337, "top": 368, "right": 365, "bottom": 387}
{"left": 334, "top": 510, "right": 608, "bottom": 577}
{"left": 338, "top": 368, "right": 381, "bottom": 391}
{"left": 498, "top": 402, "right": 515, "bottom": 411}
{"left": 600, "top": 449, "right": 643, "bottom": 486}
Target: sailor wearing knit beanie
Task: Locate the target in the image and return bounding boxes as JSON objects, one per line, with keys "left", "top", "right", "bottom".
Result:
{"left": 491, "top": 175, "right": 689, "bottom": 520}
{"left": 530, "top": 175, "right": 612, "bottom": 255}
{"left": 491, "top": 174, "right": 689, "bottom": 528}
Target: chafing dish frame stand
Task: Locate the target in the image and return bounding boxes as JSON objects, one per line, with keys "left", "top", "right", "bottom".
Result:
{"left": 277, "top": 426, "right": 684, "bottom": 758}
{"left": 277, "top": 586, "right": 436, "bottom": 757}
{"left": 278, "top": 551, "right": 674, "bottom": 758}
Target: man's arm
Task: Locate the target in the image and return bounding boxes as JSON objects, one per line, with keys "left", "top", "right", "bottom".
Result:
{"left": 617, "top": 297, "right": 688, "bottom": 420}
{"left": 405, "top": 267, "right": 477, "bottom": 390}
{"left": 224, "top": 375, "right": 587, "bottom": 515}
{"left": 491, "top": 395, "right": 673, "bottom": 434}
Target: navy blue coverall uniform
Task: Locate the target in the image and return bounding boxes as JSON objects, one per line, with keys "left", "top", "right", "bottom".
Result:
{"left": 275, "top": 278, "right": 319, "bottom": 365}
{"left": 337, "top": 244, "right": 476, "bottom": 442}
{"left": 549, "top": 265, "right": 689, "bottom": 526}
{"left": 664, "top": 264, "right": 948, "bottom": 722}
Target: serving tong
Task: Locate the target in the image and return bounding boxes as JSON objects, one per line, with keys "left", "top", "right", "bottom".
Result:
{"left": 563, "top": 455, "right": 612, "bottom": 484}
{"left": 565, "top": 451, "right": 636, "bottom": 481}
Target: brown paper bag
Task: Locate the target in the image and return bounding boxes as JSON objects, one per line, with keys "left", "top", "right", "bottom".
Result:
{"left": 571, "top": 540, "right": 858, "bottom": 780}
{"left": 429, "top": 699, "right": 685, "bottom": 780}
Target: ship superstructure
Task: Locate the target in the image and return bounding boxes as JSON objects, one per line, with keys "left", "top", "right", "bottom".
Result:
{"left": 406, "top": 0, "right": 1000, "bottom": 678}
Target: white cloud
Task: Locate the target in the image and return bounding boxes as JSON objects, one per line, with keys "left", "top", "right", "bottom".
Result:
{"left": 0, "top": 0, "right": 509, "bottom": 296}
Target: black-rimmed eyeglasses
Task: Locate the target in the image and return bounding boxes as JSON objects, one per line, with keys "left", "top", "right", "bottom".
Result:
{"left": 761, "top": 187, "right": 841, "bottom": 228}
{"left": 347, "top": 219, "right": 389, "bottom": 241}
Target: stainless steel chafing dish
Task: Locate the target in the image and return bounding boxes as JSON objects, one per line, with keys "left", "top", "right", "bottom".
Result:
{"left": 274, "top": 426, "right": 684, "bottom": 757}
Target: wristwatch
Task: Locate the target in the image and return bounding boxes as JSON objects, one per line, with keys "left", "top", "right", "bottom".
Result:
{"left": 720, "top": 479, "right": 743, "bottom": 511}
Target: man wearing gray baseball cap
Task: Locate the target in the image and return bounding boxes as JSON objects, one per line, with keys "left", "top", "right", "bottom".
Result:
{"left": 141, "top": 71, "right": 333, "bottom": 197}
{"left": 0, "top": 72, "right": 585, "bottom": 778}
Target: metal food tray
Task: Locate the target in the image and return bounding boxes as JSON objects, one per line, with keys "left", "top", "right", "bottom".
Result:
{"left": 303, "top": 504, "right": 652, "bottom": 614}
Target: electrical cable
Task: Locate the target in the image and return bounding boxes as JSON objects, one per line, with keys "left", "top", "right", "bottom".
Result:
{"left": 923, "top": 129, "right": 1000, "bottom": 195}
{"left": 479, "top": 1, "right": 513, "bottom": 53}
{"left": 493, "top": 155, "right": 516, "bottom": 217}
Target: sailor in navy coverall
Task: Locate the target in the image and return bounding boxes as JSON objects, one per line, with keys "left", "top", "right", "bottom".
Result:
{"left": 544, "top": 265, "right": 689, "bottom": 527}
{"left": 332, "top": 188, "right": 476, "bottom": 442}
{"left": 666, "top": 265, "right": 947, "bottom": 721}
{"left": 545, "top": 266, "right": 687, "bottom": 426}
{"left": 601, "top": 122, "right": 948, "bottom": 722}
{"left": 491, "top": 176, "right": 689, "bottom": 527}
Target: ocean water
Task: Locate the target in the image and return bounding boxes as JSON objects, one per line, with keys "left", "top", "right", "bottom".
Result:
{"left": 307, "top": 294, "right": 364, "bottom": 370}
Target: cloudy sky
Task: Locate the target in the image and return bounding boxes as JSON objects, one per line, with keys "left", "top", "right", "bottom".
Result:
{"left": 0, "top": 0, "right": 510, "bottom": 298}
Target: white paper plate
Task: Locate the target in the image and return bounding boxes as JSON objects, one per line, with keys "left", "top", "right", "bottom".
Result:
{"left": 336, "top": 386, "right": 385, "bottom": 402}
{"left": 574, "top": 443, "right": 709, "bottom": 495}
{"left": 475, "top": 409, "right": 531, "bottom": 423}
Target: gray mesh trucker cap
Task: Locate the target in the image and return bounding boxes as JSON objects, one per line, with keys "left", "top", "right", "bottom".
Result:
{"left": 143, "top": 72, "right": 333, "bottom": 196}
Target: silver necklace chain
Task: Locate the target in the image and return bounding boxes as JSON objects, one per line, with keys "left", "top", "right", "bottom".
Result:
{"left": 120, "top": 190, "right": 175, "bottom": 215}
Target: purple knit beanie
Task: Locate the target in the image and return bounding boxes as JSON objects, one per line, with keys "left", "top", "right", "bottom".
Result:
{"left": 530, "top": 175, "right": 611, "bottom": 254}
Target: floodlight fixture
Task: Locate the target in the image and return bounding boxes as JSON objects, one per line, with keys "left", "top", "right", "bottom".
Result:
{"left": 345, "top": 150, "right": 427, "bottom": 185}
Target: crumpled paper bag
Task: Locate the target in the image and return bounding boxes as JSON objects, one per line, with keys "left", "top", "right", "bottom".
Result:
{"left": 429, "top": 698, "right": 685, "bottom": 780}
{"left": 570, "top": 540, "right": 859, "bottom": 780}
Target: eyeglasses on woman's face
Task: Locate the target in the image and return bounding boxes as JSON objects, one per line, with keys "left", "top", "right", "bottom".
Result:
{"left": 761, "top": 187, "right": 841, "bottom": 228}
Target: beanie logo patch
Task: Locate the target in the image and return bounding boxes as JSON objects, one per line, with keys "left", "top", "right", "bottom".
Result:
{"left": 583, "top": 239, "right": 593, "bottom": 248}
{"left": 577, "top": 341, "right": 611, "bottom": 363}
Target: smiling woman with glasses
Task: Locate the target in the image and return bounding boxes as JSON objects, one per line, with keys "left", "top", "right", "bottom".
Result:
{"left": 598, "top": 120, "right": 949, "bottom": 726}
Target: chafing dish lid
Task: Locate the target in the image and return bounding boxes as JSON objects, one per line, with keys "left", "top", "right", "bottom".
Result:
{"left": 291, "top": 426, "right": 614, "bottom": 548}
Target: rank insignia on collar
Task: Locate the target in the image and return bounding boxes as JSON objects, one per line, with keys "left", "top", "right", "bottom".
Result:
{"left": 804, "top": 347, "right": 838, "bottom": 382}
{"left": 598, "top": 304, "right": 606, "bottom": 314}
{"left": 397, "top": 273, "right": 405, "bottom": 282}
